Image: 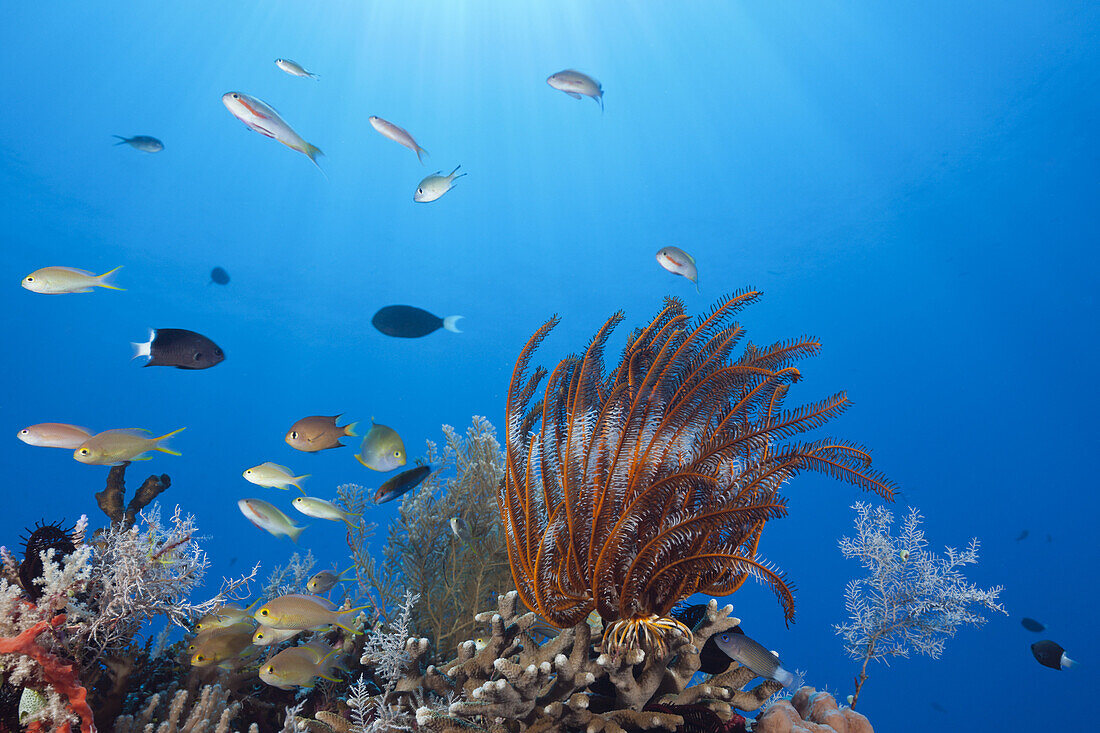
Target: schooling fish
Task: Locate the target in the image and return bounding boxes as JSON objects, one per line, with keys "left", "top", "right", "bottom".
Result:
{"left": 238, "top": 498, "right": 305, "bottom": 542}
{"left": 656, "top": 246, "right": 699, "bottom": 292}
{"left": 306, "top": 567, "right": 355, "bottom": 594}
{"left": 189, "top": 623, "right": 255, "bottom": 667}
{"left": 222, "top": 92, "right": 323, "bottom": 169}
{"left": 354, "top": 421, "right": 407, "bottom": 471}
{"left": 131, "top": 328, "right": 225, "bottom": 370}
{"left": 546, "top": 69, "right": 604, "bottom": 111}
{"left": 414, "top": 166, "right": 466, "bottom": 202}
{"left": 1031, "top": 640, "right": 1076, "bottom": 670}
{"left": 18, "top": 423, "right": 92, "bottom": 449}
{"left": 275, "top": 58, "right": 319, "bottom": 79}
{"left": 254, "top": 593, "right": 365, "bottom": 633}
{"left": 260, "top": 645, "right": 339, "bottom": 689}
{"left": 21, "top": 266, "right": 123, "bottom": 294}
{"left": 712, "top": 629, "right": 797, "bottom": 688}
{"left": 1021, "top": 617, "right": 1046, "bottom": 633}
{"left": 244, "top": 462, "right": 309, "bottom": 492}
{"left": 252, "top": 625, "right": 301, "bottom": 646}
{"left": 195, "top": 602, "right": 257, "bottom": 632}
{"left": 286, "top": 415, "right": 358, "bottom": 452}
{"left": 375, "top": 464, "right": 433, "bottom": 504}
{"left": 371, "top": 305, "right": 463, "bottom": 338}
{"left": 292, "top": 496, "right": 359, "bottom": 525}
{"left": 74, "top": 427, "right": 184, "bottom": 465}
{"left": 113, "top": 135, "right": 164, "bottom": 152}
{"left": 209, "top": 267, "right": 230, "bottom": 285}
{"left": 368, "top": 116, "right": 428, "bottom": 163}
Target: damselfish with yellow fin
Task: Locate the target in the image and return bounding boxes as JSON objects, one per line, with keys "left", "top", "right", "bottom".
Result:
{"left": 285, "top": 414, "right": 358, "bottom": 452}
{"left": 354, "top": 420, "right": 406, "bottom": 471}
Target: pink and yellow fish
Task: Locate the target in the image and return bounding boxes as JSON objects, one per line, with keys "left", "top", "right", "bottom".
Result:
{"left": 222, "top": 92, "right": 323, "bottom": 169}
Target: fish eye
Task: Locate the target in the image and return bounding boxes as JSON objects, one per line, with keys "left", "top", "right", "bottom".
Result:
{"left": 720, "top": 633, "right": 729, "bottom": 642}
{"left": 79, "top": 449, "right": 89, "bottom": 455}
{"left": 260, "top": 609, "right": 268, "bottom": 616}
{"left": 256, "top": 632, "right": 265, "bottom": 639}
{"left": 25, "top": 276, "right": 33, "bottom": 282}
{"left": 265, "top": 666, "right": 274, "bottom": 673}
{"left": 215, "top": 348, "right": 223, "bottom": 356}
{"left": 417, "top": 188, "right": 423, "bottom": 194}
{"left": 290, "top": 431, "right": 298, "bottom": 440}
{"left": 232, "top": 93, "right": 239, "bottom": 99}
{"left": 196, "top": 654, "right": 205, "bottom": 662}
{"left": 20, "top": 429, "right": 28, "bottom": 434}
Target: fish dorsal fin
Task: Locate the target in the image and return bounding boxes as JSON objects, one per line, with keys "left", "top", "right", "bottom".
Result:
{"left": 56, "top": 266, "right": 95, "bottom": 276}
{"left": 104, "top": 428, "right": 153, "bottom": 437}
{"left": 267, "top": 463, "right": 293, "bottom": 474}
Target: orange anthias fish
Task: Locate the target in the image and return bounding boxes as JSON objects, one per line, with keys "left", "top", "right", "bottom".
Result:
{"left": 222, "top": 92, "right": 323, "bottom": 169}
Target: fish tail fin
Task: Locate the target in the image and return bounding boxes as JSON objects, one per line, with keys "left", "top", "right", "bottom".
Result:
{"left": 154, "top": 427, "right": 186, "bottom": 455}
{"left": 112, "top": 135, "right": 129, "bottom": 145}
{"left": 597, "top": 92, "right": 604, "bottom": 113}
{"left": 443, "top": 315, "right": 464, "bottom": 333}
{"left": 1063, "top": 655, "right": 1078, "bottom": 670}
{"left": 304, "top": 143, "right": 326, "bottom": 176}
{"left": 292, "top": 474, "right": 310, "bottom": 490}
{"left": 416, "top": 146, "right": 428, "bottom": 164}
{"left": 694, "top": 278, "right": 700, "bottom": 293}
{"left": 335, "top": 606, "right": 371, "bottom": 634}
{"left": 449, "top": 164, "right": 467, "bottom": 181}
{"left": 289, "top": 523, "right": 306, "bottom": 543}
{"left": 131, "top": 329, "right": 154, "bottom": 360}
{"left": 343, "top": 421, "right": 359, "bottom": 438}
{"left": 95, "top": 266, "right": 125, "bottom": 290}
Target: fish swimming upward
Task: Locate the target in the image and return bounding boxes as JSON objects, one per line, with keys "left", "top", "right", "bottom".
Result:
{"left": 222, "top": 92, "right": 323, "bottom": 169}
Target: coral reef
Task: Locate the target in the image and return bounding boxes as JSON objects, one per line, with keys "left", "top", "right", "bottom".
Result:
{"left": 754, "top": 687, "right": 872, "bottom": 733}
{"left": 834, "top": 503, "right": 1005, "bottom": 707}
{"left": 500, "top": 294, "right": 897, "bottom": 653}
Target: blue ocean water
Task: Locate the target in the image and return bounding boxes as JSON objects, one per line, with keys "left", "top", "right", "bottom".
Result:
{"left": 2, "top": 1, "right": 1097, "bottom": 729}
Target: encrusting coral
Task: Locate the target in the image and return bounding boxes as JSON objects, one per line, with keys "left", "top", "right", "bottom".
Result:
{"left": 500, "top": 293, "right": 897, "bottom": 655}
{"left": 754, "top": 687, "right": 873, "bottom": 733}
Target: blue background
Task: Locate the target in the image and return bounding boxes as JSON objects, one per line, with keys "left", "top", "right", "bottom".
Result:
{"left": 1, "top": 1, "right": 1097, "bottom": 729}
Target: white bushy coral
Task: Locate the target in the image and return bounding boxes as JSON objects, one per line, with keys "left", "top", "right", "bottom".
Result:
{"left": 834, "top": 502, "right": 1006, "bottom": 706}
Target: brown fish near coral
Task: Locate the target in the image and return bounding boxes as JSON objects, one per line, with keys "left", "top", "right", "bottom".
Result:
{"left": 499, "top": 292, "right": 897, "bottom": 654}
{"left": 285, "top": 415, "right": 358, "bottom": 452}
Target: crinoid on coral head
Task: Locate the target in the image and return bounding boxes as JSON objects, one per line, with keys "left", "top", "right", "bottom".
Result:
{"left": 499, "top": 292, "right": 897, "bottom": 653}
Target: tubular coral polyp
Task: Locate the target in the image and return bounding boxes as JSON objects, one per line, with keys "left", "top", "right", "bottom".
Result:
{"left": 499, "top": 292, "right": 897, "bottom": 648}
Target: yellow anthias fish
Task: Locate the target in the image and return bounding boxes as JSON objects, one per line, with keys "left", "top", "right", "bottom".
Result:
{"left": 306, "top": 566, "right": 356, "bottom": 593}
{"left": 292, "top": 497, "right": 360, "bottom": 526}
{"left": 21, "top": 266, "right": 124, "bottom": 294}
{"left": 189, "top": 623, "right": 255, "bottom": 667}
{"left": 73, "top": 427, "right": 185, "bottom": 465}
{"left": 259, "top": 645, "right": 340, "bottom": 689}
{"left": 244, "top": 462, "right": 309, "bottom": 492}
{"left": 254, "top": 593, "right": 367, "bottom": 633}
{"left": 222, "top": 92, "right": 323, "bottom": 170}
{"left": 252, "top": 625, "right": 302, "bottom": 646}
{"left": 195, "top": 600, "right": 260, "bottom": 632}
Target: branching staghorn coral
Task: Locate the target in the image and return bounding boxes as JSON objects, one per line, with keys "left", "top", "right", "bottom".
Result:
{"left": 382, "top": 417, "right": 512, "bottom": 659}
{"left": 112, "top": 684, "right": 247, "bottom": 733}
{"left": 501, "top": 293, "right": 897, "bottom": 655}
{"left": 834, "top": 502, "right": 1005, "bottom": 708}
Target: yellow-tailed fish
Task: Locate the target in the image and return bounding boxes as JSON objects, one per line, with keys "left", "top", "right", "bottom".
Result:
{"left": 252, "top": 625, "right": 302, "bottom": 646}
{"left": 259, "top": 645, "right": 339, "bottom": 689}
{"left": 195, "top": 600, "right": 260, "bottom": 632}
{"left": 189, "top": 623, "right": 255, "bottom": 667}
{"left": 73, "top": 428, "right": 184, "bottom": 465}
{"left": 354, "top": 421, "right": 406, "bottom": 471}
{"left": 275, "top": 58, "right": 318, "bottom": 79}
{"left": 292, "top": 497, "right": 359, "bottom": 525}
{"left": 414, "top": 166, "right": 466, "bottom": 203}
{"left": 306, "top": 566, "right": 355, "bottom": 594}
{"left": 238, "top": 498, "right": 305, "bottom": 542}
{"left": 656, "top": 246, "right": 699, "bottom": 292}
{"left": 17, "top": 423, "right": 92, "bottom": 449}
{"left": 21, "top": 266, "right": 123, "bottom": 294}
{"left": 368, "top": 116, "right": 428, "bottom": 163}
{"left": 244, "top": 462, "right": 309, "bottom": 492}
{"left": 285, "top": 414, "right": 358, "bottom": 452}
{"left": 546, "top": 69, "right": 604, "bottom": 111}
{"left": 254, "top": 593, "right": 367, "bottom": 633}
{"left": 222, "top": 92, "right": 323, "bottom": 170}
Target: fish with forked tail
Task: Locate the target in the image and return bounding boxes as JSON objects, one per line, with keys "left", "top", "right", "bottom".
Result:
{"left": 222, "top": 92, "right": 323, "bottom": 170}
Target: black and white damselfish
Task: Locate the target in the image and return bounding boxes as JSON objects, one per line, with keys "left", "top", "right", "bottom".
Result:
{"left": 131, "top": 328, "right": 225, "bottom": 369}
{"left": 371, "top": 305, "right": 463, "bottom": 338}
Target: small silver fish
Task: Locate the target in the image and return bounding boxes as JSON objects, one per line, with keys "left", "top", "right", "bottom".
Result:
{"left": 113, "top": 135, "right": 164, "bottom": 152}
{"left": 656, "top": 246, "right": 699, "bottom": 292}
{"left": 292, "top": 496, "right": 359, "bottom": 525}
{"left": 275, "top": 58, "right": 319, "bottom": 79}
{"left": 306, "top": 567, "right": 354, "bottom": 594}
{"left": 450, "top": 517, "right": 472, "bottom": 543}
{"left": 369, "top": 116, "right": 428, "bottom": 163}
{"left": 414, "top": 166, "right": 466, "bottom": 202}
{"left": 547, "top": 69, "right": 604, "bottom": 111}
